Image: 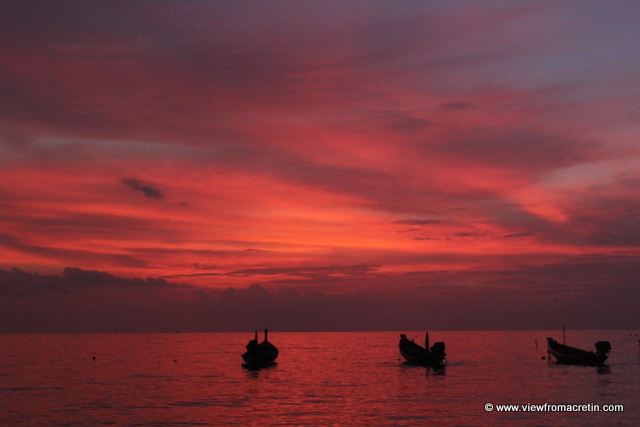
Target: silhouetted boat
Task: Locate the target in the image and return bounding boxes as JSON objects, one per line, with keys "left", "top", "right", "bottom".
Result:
{"left": 546, "top": 337, "right": 611, "bottom": 366}
{"left": 242, "top": 329, "right": 279, "bottom": 368}
{"left": 399, "top": 332, "right": 446, "bottom": 368}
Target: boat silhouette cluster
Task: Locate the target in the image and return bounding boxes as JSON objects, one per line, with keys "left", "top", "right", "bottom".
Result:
{"left": 241, "top": 329, "right": 613, "bottom": 370}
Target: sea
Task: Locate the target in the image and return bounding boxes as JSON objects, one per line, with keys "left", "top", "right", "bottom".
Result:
{"left": 1, "top": 330, "right": 638, "bottom": 426}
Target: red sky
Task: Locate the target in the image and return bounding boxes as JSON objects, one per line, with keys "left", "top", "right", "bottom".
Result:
{"left": 1, "top": 1, "right": 639, "bottom": 331}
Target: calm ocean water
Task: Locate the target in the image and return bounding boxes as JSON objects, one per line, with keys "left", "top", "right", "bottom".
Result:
{"left": 1, "top": 330, "right": 638, "bottom": 426}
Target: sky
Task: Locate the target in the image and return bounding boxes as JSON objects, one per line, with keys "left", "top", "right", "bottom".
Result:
{"left": 1, "top": 1, "right": 639, "bottom": 332}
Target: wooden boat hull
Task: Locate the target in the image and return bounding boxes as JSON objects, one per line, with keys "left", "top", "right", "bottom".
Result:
{"left": 399, "top": 346, "right": 430, "bottom": 365}
{"left": 241, "top": 345, "right": 278, "bottom": 368}
{"left": 546, "top": 338, "right": 609, "bottom": 366}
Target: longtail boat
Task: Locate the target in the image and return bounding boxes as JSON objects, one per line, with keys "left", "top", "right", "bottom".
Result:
{"left": 242, "top": 329, "right": 279, "bottom": 369}
{"left": 399, "top": 332, "right": 446, "bottom": 368}
{"left": 546, "top": 337, "right": 611, "bottom": 366}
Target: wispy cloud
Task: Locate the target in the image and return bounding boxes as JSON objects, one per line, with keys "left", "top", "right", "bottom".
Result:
{"left": 122, "top": 178, "right": 163, "bottom": 199}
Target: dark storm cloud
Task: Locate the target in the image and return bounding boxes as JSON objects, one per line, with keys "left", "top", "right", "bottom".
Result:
{"left": 1, "top": 262, "right": 638, "bottom": 333}
{"left": 0, "top": 267, "right": 181, "bottom": 298}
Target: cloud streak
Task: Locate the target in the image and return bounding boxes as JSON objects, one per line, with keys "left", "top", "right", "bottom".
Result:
{"left": 122, "top": 178, "right": 164, "bottom": 199}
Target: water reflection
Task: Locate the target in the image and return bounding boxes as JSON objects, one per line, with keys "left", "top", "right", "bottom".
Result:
{"left": 429, "top": 366, "right": 446, "bottom": 376}
{"left": 242, "top": 362, "right": 278, "bottom": 373}
{"left": 1, "top": 331, "right": 637, "bottom": 426}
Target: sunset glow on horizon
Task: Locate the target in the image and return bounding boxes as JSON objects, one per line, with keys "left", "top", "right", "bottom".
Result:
{"left": 1, "top": 1, "right": 639, "bottom": 331}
